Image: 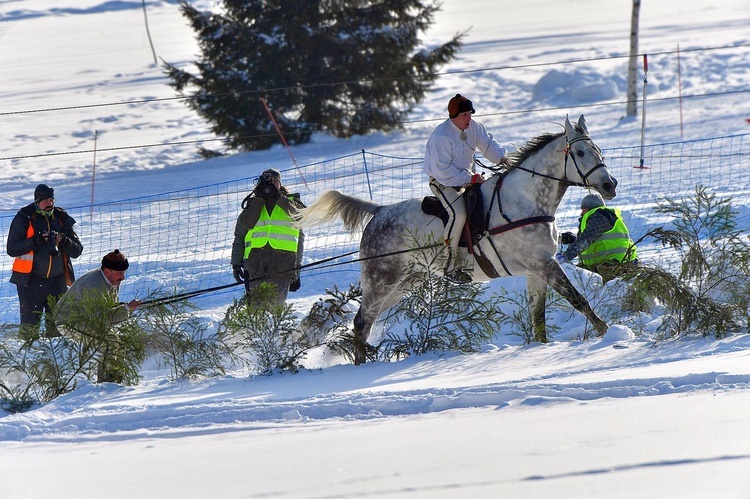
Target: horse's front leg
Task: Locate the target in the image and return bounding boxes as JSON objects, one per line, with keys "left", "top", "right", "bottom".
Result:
{"left": 540, "top": 260, "right": 609, "bottom": 337}
{"left": 526, "top": 274, "right": 549, "bottom": 343}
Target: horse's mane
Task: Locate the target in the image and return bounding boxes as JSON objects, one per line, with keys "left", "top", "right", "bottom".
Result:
{"left": 505, "top": 131, "right": 564, "bottom": 170}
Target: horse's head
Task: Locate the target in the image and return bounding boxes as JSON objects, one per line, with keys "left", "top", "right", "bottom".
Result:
{"left": 564, "top": 115, "right": 617, "bottom": 200}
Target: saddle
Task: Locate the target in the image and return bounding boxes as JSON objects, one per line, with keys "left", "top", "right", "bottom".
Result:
{"left": 421, "top": 185, "right": 487, "bottom": 248}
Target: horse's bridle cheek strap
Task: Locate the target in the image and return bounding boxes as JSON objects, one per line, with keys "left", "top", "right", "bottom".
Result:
{"left": 565, "top": 136, "right": 607, "bottom": 187}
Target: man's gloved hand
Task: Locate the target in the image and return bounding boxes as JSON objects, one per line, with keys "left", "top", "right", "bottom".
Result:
{"left": 56, "top": 233, "right": 68, "bottom": 248}
{"left": 555, "top": 253, "right": 568, "bottom": 264}
{"left": 32, "top": 231, "right": 47, "bottom": 246}
{"left": 289, "top": 276, "right": 301, "bottom": 292}
{"left": 560, "top": 231, "right": 576, "bottom": 245}
{"left": 232, "top": 264, "right": 248, "bottom": 284}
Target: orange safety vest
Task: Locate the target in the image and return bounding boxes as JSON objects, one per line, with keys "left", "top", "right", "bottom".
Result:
{"left": 12, "top": 223, "right": 35, "bottom": 274}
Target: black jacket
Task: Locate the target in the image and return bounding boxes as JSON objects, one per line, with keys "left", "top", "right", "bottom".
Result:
{"left": 6, "top": 203, "right": 83, "bottom": 287}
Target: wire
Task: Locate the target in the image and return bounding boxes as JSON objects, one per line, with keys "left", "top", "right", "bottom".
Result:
{"left": 2, "top": 42, "right": 747, "bottom": 118}
{"left": 2, "top": 87, "right": 748, "bottom": 163}
{"left": 2, "top": 43, "right": 749, "bottom": 162}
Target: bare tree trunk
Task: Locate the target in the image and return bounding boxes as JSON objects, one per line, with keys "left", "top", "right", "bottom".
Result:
{"left": 626, "top": 0, "right": 641, "bottom": 117}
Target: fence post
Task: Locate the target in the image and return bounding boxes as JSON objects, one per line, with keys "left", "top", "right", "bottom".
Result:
{"left": 677, "top": 44, "right": 684, "bottom": 139}
{"left": 90, "top": 130, "right": 98, "bottom": 217}
{"left": 361, "top": 149, "right": 373, "bottom": 201}
{"left": 637, "top": 54, "right": 649, "bottom": 169}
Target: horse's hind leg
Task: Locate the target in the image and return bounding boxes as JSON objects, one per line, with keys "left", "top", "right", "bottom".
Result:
{"left": 352, "top": 307, "right": 375, "bottom": 365}
{"left": 351, "top": 264, "right": 409, "bottom": 365}
{"left": 527, "top": 274, "right": 549, "bottom": 343}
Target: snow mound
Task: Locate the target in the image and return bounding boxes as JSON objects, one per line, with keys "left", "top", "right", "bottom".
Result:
{"left": 600, "top": 324, "right": 636, "bottom": 345}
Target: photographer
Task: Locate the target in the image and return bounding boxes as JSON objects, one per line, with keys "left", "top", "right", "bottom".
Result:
{"left": 231, "top": 168, "right": 305, "bottom": 305}
{"left": 6, "top": 184, "right": 83, "bottom": 337}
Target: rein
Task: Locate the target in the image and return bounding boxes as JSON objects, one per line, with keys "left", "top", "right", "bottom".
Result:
{"left": 473, "top": 133, "right": 605, "bottom": 277}
{"left": 493, "top": 134, "right": 607, "bottom": 189}
{"left": 140, "top": 242, "right": 444, "bottom": 308}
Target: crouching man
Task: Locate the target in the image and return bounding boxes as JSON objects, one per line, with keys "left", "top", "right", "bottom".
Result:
{"left": 55, "top": 249, "right": 144, "bottom": 383}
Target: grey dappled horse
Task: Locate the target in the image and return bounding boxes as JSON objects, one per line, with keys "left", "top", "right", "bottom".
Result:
{"left": 301, "top": 115, "right": 617, "bottom": 364}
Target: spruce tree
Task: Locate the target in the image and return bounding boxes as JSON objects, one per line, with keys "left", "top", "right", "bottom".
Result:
{"left": 165, "top": 0, "right": 464, "bottom": 153}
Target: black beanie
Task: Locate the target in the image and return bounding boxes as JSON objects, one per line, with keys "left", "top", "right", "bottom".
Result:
{"left": 34, "top": 184, "right": 55, "bottom": 203}
{"left": 261, "top": 168, "right": 281, "bottom": 180}
{"left": 101, "top": 249, "right": 129, "bottom": 271}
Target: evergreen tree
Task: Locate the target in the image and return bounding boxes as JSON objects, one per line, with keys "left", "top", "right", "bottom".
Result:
{"left": 165, "top": 0, "right": 464, "bottom": 153}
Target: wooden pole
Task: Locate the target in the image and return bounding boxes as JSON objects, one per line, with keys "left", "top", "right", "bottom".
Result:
{"left": 637, "top": 54, "right": 649, "bottom": 169}
{"left": 90, "top": 130, "right": 98, "bottom": 217}
{"left": 677, "top": 44, "right": 684, "bottom": 139}
{"left": 142, "top": 0, "right": 158, "bottom": 65}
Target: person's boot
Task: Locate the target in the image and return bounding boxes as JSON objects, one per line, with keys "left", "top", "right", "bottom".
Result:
{"left": 443, "top": 249, "right": 473, "bottom": 283}
{"left": 445, "top": 268, "right": 473, "bottom": 284}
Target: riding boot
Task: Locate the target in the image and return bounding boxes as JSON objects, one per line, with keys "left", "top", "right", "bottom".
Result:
{"left": 443, "top": 242, "right": 472, "bottom": 283}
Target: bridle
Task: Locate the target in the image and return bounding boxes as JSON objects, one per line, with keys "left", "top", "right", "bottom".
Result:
{"left": 509, "top": 133, "right": 608, "bottom": 188}
{"left": 473, "top": 132, "right": 608, "bottom": 278}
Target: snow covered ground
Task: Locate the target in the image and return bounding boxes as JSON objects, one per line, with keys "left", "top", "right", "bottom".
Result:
{"left": 1, "top": 0, "right": 750, "bottom": 497}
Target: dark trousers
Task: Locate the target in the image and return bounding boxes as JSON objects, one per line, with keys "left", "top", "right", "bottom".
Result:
{"left": 16, "top": 274, "right": 68, "bottom": 326}
{"left": 244, "top": 275, "right": 292, "bottom": 305}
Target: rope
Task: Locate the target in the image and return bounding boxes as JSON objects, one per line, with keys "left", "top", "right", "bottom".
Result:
{"left": 139, "top": 242, "right": 443, "bottom": 308}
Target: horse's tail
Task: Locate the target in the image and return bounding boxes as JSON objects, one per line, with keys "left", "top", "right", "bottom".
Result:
{"left": 299, "top": 190, "right": 382, "bottom": 233}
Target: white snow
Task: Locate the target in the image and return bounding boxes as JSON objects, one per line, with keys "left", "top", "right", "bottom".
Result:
{"left": 2, "top": 0, "right": 750, "bottom": 498}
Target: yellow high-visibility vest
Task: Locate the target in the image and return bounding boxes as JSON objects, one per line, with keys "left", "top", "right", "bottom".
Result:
{"left": 579, "top": 207, "right": 637, "bottom": 267}
{"left": 244, "top": 202, "right": 300, "bottom": 258}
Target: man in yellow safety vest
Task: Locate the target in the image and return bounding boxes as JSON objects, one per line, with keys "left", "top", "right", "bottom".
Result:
{"left": 557, "top": 192, "right": 638, "bottom": 281}
{"left": 231, "top": 169, "right": 305, "bottom": 304}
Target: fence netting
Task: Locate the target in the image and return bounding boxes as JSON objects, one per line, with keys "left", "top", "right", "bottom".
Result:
{"left": 1, "top": 134, "right": 748, "bottom": 324}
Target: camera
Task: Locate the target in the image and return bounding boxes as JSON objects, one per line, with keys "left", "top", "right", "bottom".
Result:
{"left": 45, "top": 230, "right": 59, "bottom": 256}
{"left": 255, "top": 173, "right": 279, "bottom": 199}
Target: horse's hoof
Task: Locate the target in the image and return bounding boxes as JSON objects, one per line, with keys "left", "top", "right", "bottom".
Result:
{"left": 353, "top": 352, "right": 366, "bottom": 366}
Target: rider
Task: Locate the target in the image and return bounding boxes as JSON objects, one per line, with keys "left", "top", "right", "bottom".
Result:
{"left": 423, "top": 94, "right": 509, "bottom": 281}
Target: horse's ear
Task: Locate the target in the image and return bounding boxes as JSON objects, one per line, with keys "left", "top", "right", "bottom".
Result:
{"left": 577, "top": 114, "right": 588, "bottom": 134}
{"left": 564, "top": 115, "right": 574, "bottom": 136}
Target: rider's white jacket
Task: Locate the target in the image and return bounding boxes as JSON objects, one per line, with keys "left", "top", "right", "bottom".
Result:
{"left": 423, "top": 118, "right": 507, "bottom": 187}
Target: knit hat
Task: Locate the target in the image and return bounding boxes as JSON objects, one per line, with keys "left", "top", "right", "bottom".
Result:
{"left": 581, "top": 193, "right": 605, "bottom": 210}
{"left": 101, "top": 249, "right": 129, "bottom": 271}
{"left": 34, "top": 184, "right": 55, "bottom": 203}
{"left": 448, "top": 94, "right": 475, "bottom": 118}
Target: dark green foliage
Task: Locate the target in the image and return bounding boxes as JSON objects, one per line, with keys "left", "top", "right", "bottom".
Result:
{"left": 220, "top": 283, "right": 309, "bottom": 374}
{"left": 632, "top": 186, "right": 750, "bottom": 338}
{"left": 142, "top": 298, "right": 237, "bottom": 380}
{"left": 327, "top": 330, "right": 379, "bottom": 364}
{"left": 165, "top": 0, "right": 464, "bottom": 151}
{"left": 300, "top": 283, "right": 361, "bottom": 345}
{"left": 52, "top": 292, "right": 148, "bottom": 385}
{"left": 378, "top": 245, "right": 502, "bottom": 360}
{"left": 492, "top": 287, "right": 565, "bottom": 344}
{"left": 0, "top": 294, "right": 148, "bottom": 410}
{"left": 301, "top": 283, "right": 371, "bottom": 364}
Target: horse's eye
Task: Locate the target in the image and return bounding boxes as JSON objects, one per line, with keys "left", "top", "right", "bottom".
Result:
{"left": 576, "top": 150, "right": 585, "bottom": 158}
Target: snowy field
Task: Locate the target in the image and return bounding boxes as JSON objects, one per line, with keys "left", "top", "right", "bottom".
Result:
{"left": 1, "top": 0, "right": 750, "bottom": 497}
